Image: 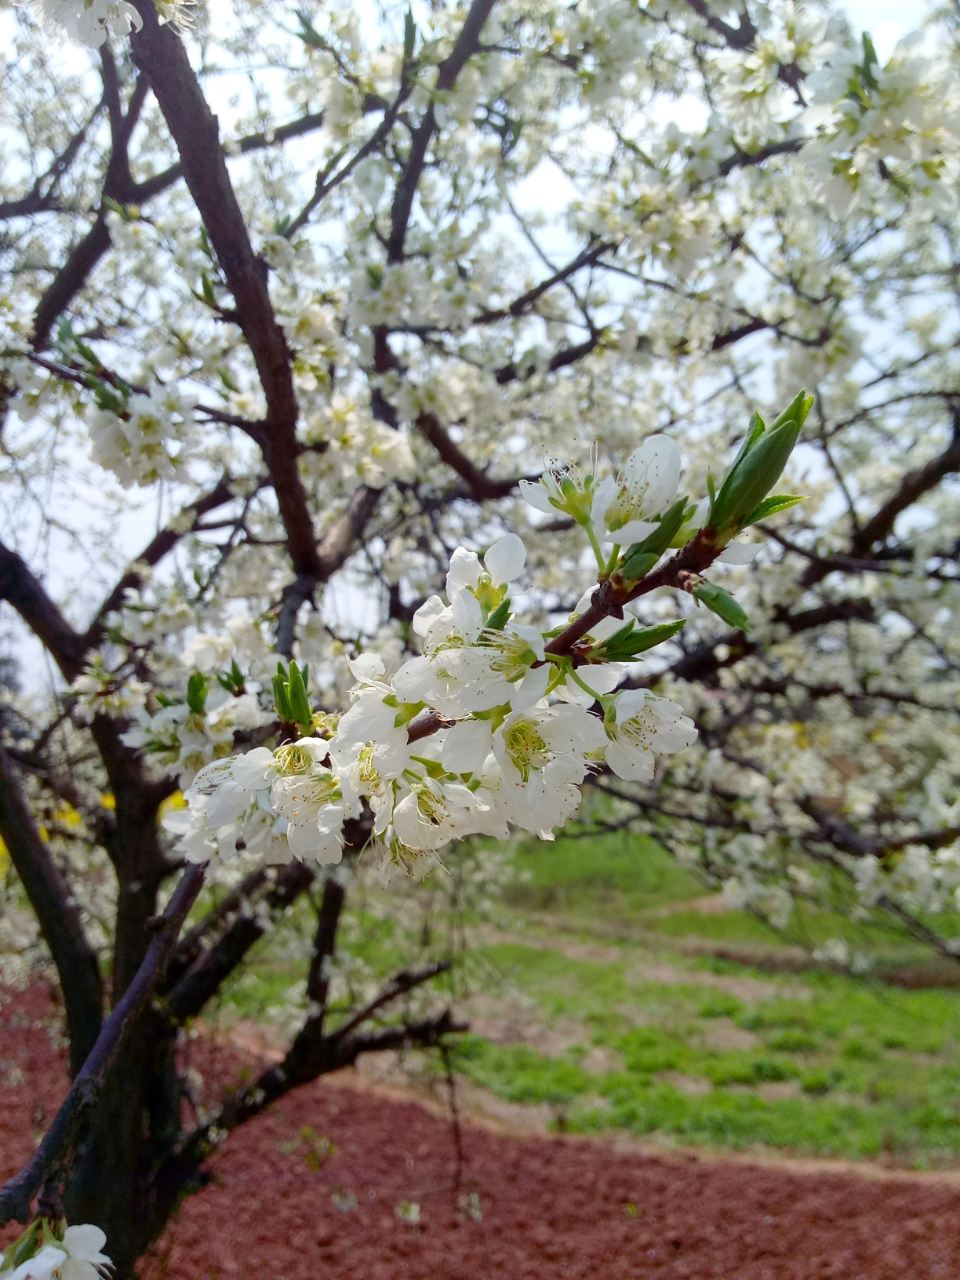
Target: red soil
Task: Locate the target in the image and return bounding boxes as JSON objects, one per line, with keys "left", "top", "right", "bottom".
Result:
{"left": 4, "top": 980, "right": 960, "bottom": 1279}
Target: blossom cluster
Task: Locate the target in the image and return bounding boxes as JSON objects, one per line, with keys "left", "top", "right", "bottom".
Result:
{"left": 167, "top": 437, "right": 716, "bottom": 874}
{"left": 803, "top": 34, "right": 960, "bottom": 214}
{"left": 24, "top": 0, "right": 192, "bottom": 47}
{"left": 29, "top": 0, "right": 141, "bottom": 47}
{"left": 0, "top": 1222, "right": 112, "bottom": 1280}
{"left": 87, "top": 386, "right": 197, "bottom": 489}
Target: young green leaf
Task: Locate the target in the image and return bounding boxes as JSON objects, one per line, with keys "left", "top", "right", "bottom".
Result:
{"left": 186, "top": 672, "right": 207, "bottom": 715}
{"left": 693, "top": 581, "right": 751, "bottom": 633}
{"left": 403, "top": 7, "right": 417, "bottom": 61}
{"left": 285, "top": 660, "right": 314, "bottom": 730}
{"left": 618, "top": 550, "right": 658, "bottom": 584}
{"left": 709, "top": 392, "right": 812, "bottom": 533}
{"left": 598, "top": 618, "right": 686, "bottom": 660}
{"left": 486, "top": 597, "right": 512, "bottom": 630}
{"left": 741, "top": 494, "right": 804, "bottom": 526}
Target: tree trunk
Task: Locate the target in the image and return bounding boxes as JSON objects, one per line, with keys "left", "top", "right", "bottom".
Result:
{"left": 64, "top": 1010, "right": 184, "bottom": 1278}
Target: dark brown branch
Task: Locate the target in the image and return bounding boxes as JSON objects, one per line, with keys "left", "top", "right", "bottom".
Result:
{"left": 414, "top": 413, "right": 521, "bottom": 499}
{"left": 0, "top": 863, "right": 205, "bottom": 1228}
{"left": 386, "top": 0, "right": 498, "bottom": 263}
{"left": 544, "top": 527, "right": 725, "bottom": 656}
{"left": 164, "top": 861, "right": 314, "bottom": 1024}
{"left": 306, "top": 876, "right": 347, "bottom": 1019}
{"left": 32, "top": 216, "right": 112, "bottom": 351}
{"left": 683, "top": 0, "right": 757, "bottom": 49}
{"left": 800, "top": 427, "right": 960, "bottom": 590}
{"left": 0, "top": 539, "right": 86, "bottom": 680}
{"left": 275, "top": 485, "right": 382, "bottom": 654}
{"left": 0, "top": 96, "right": 104, "bottom": 222}
{"left": 716, "top": 138, "right": 803, "bottom": 177}
{"left": 180, "top": 1009, "right": 462, "bottom": 1160}
{"left": 408, "top": 527, "right": 731, "bottom": 744}
{"left": 0, "top": 746, "right": 103, "bottom": 1076}
{"left": 166, "top": 864, "right": 272, "bottom": 983}
{"left": 130, "top": 5, "right": 318, "bottom": 579}
{"left": 331, "top": 960, "right": 451, "bottom": 1043}
{"left": 473, "top": 239, "right": 615, "bottom": 323}
{"left": 131, "top": 110, "right": 329, "bottom": 204}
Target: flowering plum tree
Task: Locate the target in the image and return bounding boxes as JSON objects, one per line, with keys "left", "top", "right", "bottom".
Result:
{"left": 0, "top": 0, "right": 958, "bottom": 1275}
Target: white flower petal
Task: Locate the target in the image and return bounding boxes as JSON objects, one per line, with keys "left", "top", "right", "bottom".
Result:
{"left": 348, "top": 651, "right": 386, "bottom": 682}
{"left": 206, "top": 782, "right": 249, "bottom": 827}
{"left": 605, "top": 740, "right": 655, "bottom": 782}
{"left": 412, "top": 595, "right": 448, "bottom": 638}
{"left": 443, "top": 719, "right": 493, "bottom": 774}
{"left": 230, "top": 748, "right": 276, "bottom": 791}
{"left": 9, "top": 1245, "right": 68, "bottom": 1280}
{"left": 518, "top": 478, "right": 556, "bottom": 514}
{"left": 589, "top": 474, "right": 617, "bottom": 529}
{"left": 61, "top": 1225, "right": 110, "bottom": 1268}
{"left": 393, "top": 655, "right": 437, "bottom": 704}
{"left": 484, "top": 532, "right": 526, "bottom": 585}
{"left": 446, "top": 547, "right": 482, "bottom": 596}
{"left": 624, "top": 435, "right": 682, "bottom": 515}
{"left": 718, "top": 540, "right": 760, "bottom": 564}
{"left": 612, "top": 518, "right": 659, "bottom": 544}
{"left": 509, "top": 662, "right": 550, "bottom": 711}
{"left": 450, "top": 588, "right": 483, "bottom": 637}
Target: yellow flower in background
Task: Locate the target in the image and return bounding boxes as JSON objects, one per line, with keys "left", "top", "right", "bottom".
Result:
{"left": 54, "top": 803, "right": 83, "bottom": 830}
{"left": 0, "top": 835, "right": 8, "bottom": 880}
{"left": 159, "top": 791, "right": 187, "bottom": 819}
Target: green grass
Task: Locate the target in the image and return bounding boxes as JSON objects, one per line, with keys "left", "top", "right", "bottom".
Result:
{"left": 504, "top": 829, "right": 702, "bottom": 919}
{"left": 448, "top": 944, "right": 960, "bottom": 1164}
{"left": 452, "top": 834, "right": 960, "bottom": 1167}
{"left": 214, "top": 827, "right": 960, "bottom": 1167}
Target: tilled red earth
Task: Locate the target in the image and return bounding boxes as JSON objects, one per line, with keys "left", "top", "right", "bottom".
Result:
{"left": 4, "top": 981, "right": 960, "bottom": 1279}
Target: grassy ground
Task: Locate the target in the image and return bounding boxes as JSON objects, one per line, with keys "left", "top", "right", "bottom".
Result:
{"left": 218, "top": 830, "right": 960, "bottom": 1169}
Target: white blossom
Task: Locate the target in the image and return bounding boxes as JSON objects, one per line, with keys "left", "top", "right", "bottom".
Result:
{"left": 590, "top": 436, "right": 682, "bottom": 543}
{"left": 603, "top": 690, "right": 698, "bottom": 783}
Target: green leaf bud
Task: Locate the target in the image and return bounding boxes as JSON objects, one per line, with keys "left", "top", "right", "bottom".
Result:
{"left": 693, "top": 581, "right": 751, "bottom": 632}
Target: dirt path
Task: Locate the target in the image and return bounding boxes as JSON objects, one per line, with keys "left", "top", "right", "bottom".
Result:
{"left": 4, "top": 982, "right": 960, "bottom": 1279}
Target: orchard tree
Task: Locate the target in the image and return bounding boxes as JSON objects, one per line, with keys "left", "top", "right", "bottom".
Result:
{"left": 1, "top": 0, "right": 959, "bottom": 1275}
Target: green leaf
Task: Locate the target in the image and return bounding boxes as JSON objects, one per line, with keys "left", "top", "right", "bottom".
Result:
{"left": 393, "top": 700, "right": 426, "bottom": 728}
{"left": 8, "top": 1224, "right": 42, "bottom": 1270}
{"left": 860, "top": 31, "right": 880, "bottom": 90}
{"left": 486, "top": 597, "right": 512, "bottom": 630}
{"left": 198, "top": 226, "right": 215, "bottom": 263}
{"left": 617, "top": 550, "right": 658, "bottom": 584}
{"left": 285, "top": 660, "right": 314, "bottom": 730}
{"left": 728, "top": 410, "right": 766, "bottom": 472}
{"left": 73, "top": 335, "right": 100, "bottom": 367}
{"left": 273, "top": 665, "right": 292, "bottom": 722}
{"left": 186, "top": 672, "right": 207, "bottom": 715}
{"left": 217, "top": 659, "right": 246, "bottom": 695}
{"left": 769, "top": 390, "right": 814, "bottom": 432}
{"left": 403, "top": 7, "right": 417, "bottom": 61}
{"left": 620, "top": 497, "right": 689, "bottom": 578}
{"left": 295, "top": 8, "right": 323, "bottom": 48}
{"left": 742, "top": 493, "right": 804, "bottom": 526}
{"left": 200, "top": 271, "right": 217, "bottom": 308}
{"left": 709, "top": 392, "right": 812, "bottom": 533}
{"left": 598, "top": 621, "right": 635, "bottom": 651}
{"left": 693, "top": 581, "right": 751, "bottom": 633}
{"left": 598, "top": 619, "right": 686, "bottom": 661}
